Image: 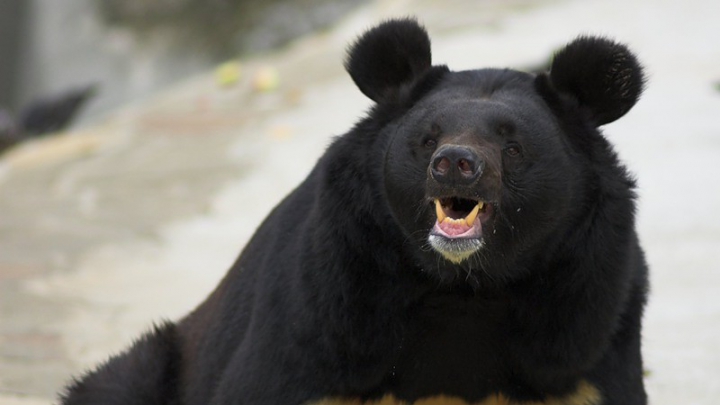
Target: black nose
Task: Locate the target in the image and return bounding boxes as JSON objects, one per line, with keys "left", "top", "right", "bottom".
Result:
{"left": 430, "top": 145, "right": 483, "bottom": 185}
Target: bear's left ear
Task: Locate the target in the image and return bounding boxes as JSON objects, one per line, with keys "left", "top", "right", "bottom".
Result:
{"left": 545, "top": 36, "right": 645, "bottom": 126}
{"left": 345, "top": 18, "right": 432, "bottom": 102}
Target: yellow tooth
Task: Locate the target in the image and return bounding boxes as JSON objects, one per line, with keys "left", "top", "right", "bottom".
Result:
{"left": 435, "top": 199, "right": 447, "bottom": 222}
{"left": 443, "top": 217, "right": 454, "bottom": 224}
{"left": 465, "top": 203, "right": 481, "bottom": 226}
{"left": 477, "top": 201, "right": 485, "bottom": 210}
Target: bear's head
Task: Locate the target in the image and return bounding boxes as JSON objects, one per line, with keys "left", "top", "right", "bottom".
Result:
{"left": 345, "top": 19, "right": 644, "bottom": 284}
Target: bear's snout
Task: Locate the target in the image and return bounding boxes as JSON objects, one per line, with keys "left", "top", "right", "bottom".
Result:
{"left": 430, "top": 145, "right": 484, "bottom": 186}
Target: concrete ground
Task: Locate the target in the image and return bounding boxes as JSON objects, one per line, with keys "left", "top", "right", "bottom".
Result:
{"left": 1, "top": 0, "right": 718, "bottom": 404}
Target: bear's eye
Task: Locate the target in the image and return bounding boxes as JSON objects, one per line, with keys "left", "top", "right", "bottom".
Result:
{"left": 424, "top": 138, "right": 437, "bottom": 148}
{"left": 504, "top": 144, "right": 522, "bottom": 157}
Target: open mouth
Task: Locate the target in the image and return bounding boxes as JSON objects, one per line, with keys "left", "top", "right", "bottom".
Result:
{"left": 434, "top": 197, "right": 486, "bottom": 237}
{"left": 428, "top": 197, "right": 491, "bottom": 263}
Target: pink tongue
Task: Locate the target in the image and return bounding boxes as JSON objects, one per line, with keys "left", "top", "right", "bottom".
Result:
{"left": 437, "top": 220, "right": 472, "bottom": 237}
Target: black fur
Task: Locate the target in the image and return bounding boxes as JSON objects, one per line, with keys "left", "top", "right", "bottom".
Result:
{"left": 60, "top": 323, "right": 180, "bottom": 405}
{"left": 345, "top": 18, "right": 432, "bottom": 102}
{"left": 60, "top": 19, "right": 648, "bottom": 405}
{"left": 547, "top": 36, "right": 645, "bottom": 126}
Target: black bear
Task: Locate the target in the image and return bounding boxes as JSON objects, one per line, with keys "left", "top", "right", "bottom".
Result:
{"left": 60, "top": 18, "right": 649, "bottom": 405}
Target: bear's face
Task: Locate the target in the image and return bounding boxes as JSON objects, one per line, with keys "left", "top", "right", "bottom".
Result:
{"left": 345, "top": 19, "right": 643, "bottom": 282}
{"left": 384, "top": 71, "right": 578, "bottom": 268}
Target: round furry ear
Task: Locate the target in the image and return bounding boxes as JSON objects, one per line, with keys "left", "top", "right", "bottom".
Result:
{"left": 549, "top": 36, "right": 645, "bottom": 126}
{"left": 345, "top": 18, "right": 432, "bottom": 102}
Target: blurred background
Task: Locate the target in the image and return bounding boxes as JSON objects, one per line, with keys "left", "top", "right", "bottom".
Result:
{"left": 0, "top": 0, "right": 364, "bottom": 124}
{"left": 0, "top": 0, "right": 718, "bottom": 404}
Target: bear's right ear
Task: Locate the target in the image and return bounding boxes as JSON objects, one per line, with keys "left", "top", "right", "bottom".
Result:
{"left": 345, "top": 18, "right": 432, "bottom": 102}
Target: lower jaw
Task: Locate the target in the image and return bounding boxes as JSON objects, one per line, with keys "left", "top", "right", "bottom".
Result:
{"left": 428, "top": 234, "right": 483, "bottom": 263}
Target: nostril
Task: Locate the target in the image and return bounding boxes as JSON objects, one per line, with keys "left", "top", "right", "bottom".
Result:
{"left": 434, "top": 156, "right": 451, "bottom": 174}
{"left": 458, "top": 158, "right": 473, "bottom": 176}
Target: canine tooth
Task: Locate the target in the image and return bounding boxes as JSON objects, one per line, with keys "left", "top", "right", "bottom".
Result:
{"left": 435, "top": 200, "right": 447, "bottom": 222}
{"left": 477, "top": 201, "right": 485, "bottom": 210}
{"left": 465, "top": 203, "right": 481, "bottom": 226}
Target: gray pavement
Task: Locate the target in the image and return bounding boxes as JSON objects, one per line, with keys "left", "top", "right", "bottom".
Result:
{"left": 1, "top": 0, "right": 719, "bottom": 404}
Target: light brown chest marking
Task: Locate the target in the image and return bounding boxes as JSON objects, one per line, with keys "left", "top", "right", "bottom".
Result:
{"left": 309, "top": 380, "right": 601, "bottom": 405}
